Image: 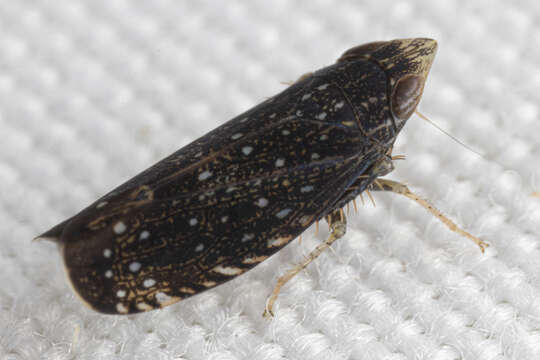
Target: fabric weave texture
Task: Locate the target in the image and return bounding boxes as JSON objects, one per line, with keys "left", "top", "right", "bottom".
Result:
{"left": 1, "top": 1, "right": 540, "bottom": 359}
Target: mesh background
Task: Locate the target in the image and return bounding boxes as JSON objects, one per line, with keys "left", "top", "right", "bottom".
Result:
{"left": 2, "top": 1, "right": 540, "bottom": 359}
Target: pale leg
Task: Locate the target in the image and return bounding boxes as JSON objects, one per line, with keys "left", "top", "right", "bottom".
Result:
{"left": 263, "top": 211, "right": 347, "bottom": 318}
{"left": 370, "top": 179, "right": 488, "bottom": 252}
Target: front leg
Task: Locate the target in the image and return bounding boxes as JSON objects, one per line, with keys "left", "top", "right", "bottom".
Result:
{"left": 368, "top": 179, "right": 488, "bottom": 252}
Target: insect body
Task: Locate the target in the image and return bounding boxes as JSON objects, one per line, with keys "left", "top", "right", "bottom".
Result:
{"left": 38, "top": 38, "right": 453, "bottom": 315}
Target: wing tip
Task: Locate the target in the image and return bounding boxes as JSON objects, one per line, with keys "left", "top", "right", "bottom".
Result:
{"left": 34, "top": 218, "right": 71, "bottom": 243}
{"left": 63, "top": 264, "right": 177, "bottom": 315}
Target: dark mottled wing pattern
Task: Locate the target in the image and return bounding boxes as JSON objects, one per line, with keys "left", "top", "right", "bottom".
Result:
{"left": 40, "top": 38, "right": 439, "bottom": 314}
{"left": 55, "top": 60, "right": 389, "bottom": 314}
{"left": 66, "top": 155, "right": 377, "bottom": 313}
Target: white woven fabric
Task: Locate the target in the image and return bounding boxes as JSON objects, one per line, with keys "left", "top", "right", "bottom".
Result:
{"left": 2, "top": 1, "right": 540, "bottom": 359}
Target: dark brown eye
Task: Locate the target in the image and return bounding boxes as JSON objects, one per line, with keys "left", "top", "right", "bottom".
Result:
{"left": 391, "top": 74, "right": 425, "bottom": 121}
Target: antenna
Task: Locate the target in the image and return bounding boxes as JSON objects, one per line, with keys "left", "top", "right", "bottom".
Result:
{"left": 415, "top": 110, "right": 486, "bottom": 160}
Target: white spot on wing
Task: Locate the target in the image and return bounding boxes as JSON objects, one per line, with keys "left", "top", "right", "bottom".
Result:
{"left": 139, "top": 231, "right": 150, "bottom": 240}
{"left": 302, "top": 93, "right": 311, "bottom": 101}
{"left": 113, "top": 221, "right": 126, "bottom": 234}
{"left": 136, "top": 302, "right": 153, "bottom": 311}
{"left": 316, "top": 112, "right": 327, "bottom": 120}
{"left": 103, "top": 249, "right": 112, "bottom": 258}
{"left": 116, "top": 303, "right": 129, "bottom": 314}
{"left": 317, "top": 83, "right": 329, "bottom": 90}
{"left": 334, "top": 101, "right": 345, "bottom": 110}
{"left": 195, "top": 243, "right": 204, "bottom": 252}
{"left": 105, "top": 270, "right": 113, "bottom": 278}
{"left": 96, "top": 201, "right": 107, "bottom": 208}
{"left": 212, "top": 265, "right": 243, "bottom": 276}
{"left": 275, "top": 158, "right": 285, "bottom": 167}
{"left": 242, "top": 146, "right": 253, "bottom": 155}
{"left": 221, "top": 216, "right": 228, "bottom": 223}
{"left": 311, "top": 153, "right": 320, "bottom": 160}
{"left": 155, "top": 292, "right": 176, "bottom": 306}
{"left": 267, "top": 236, "right": 292, "bottom": 248}
{"left": 198, "top": 170, "right": 212, "bottom": 181}
{"left": 129, "top": 262, "right": 141, "bottom": 272}
{"left": 189, "top": 218, "right": 198, "bottom": 226}
{"left": 242, "top": 233, "right": 255, "bottom": 242}
{"left": 282, "top": 129, "right": 290, "bottom": 135}
{"left": 255, "top": 198, "right": 269, "bottom": 207}
{"left": 231, "top": 133, "right": 243, "bottom": 140}
{"left": 276, "top": 208, "right": 292, "bottom": 219}
{"left": 143, "top": 279, "right": 156, "bottom": 288}
{"left": 301, "top": 185, "right": 314, "bottom": 193}
{"left": 116, "top": 289, "right": 126, "bottom": 298}
{"left": 242, "top": 256, "right": 268, "bottom": 264}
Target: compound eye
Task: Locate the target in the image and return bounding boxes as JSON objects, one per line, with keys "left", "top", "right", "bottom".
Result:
{"left": 391, "top": 74, "right": 425, "bottom": 122}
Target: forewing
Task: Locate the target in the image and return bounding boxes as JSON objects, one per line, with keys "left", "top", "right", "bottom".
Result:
{"left": 54, "top": 65, "right": 387, "bottom": 314}
{"left": 63, "top": 152, "right": 378, "bottom": 314}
